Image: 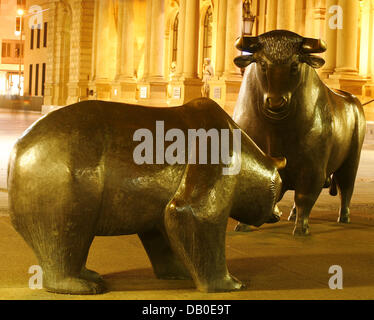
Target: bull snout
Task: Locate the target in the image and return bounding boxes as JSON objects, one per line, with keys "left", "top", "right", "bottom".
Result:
{"left": 265, "top": 95, "right": 287, "bottom": 109}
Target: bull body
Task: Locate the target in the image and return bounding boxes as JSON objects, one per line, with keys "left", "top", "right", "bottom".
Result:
{"left": 233, "top": 30, "right": 366, "bottom": 236}
{"left": 8, "top": 98, "right": 283, "bottom": 294}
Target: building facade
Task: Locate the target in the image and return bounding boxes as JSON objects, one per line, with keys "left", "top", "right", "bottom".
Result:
{"left": 23, "top": 0, "right": 374, "bottom": 118}
{"left": 0, "top": 0, "right": 25, "bottom": 96}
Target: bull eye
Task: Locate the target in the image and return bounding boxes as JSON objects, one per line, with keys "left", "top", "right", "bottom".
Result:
{"left": 290, "top": 62, "right": 298, "bottom": 75}
{"left": 259, "top": 60, "right": 267, "bottom": 73}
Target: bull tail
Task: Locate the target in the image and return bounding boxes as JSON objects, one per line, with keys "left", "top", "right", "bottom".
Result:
{"left": 329, "top": 175, "right": 338, "bottom": 196}
{"left": 362, "top": 99, "right": 374, "bottom": 107}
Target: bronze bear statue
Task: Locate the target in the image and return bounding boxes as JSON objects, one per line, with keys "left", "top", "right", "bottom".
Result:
{"left": 8, "top": 98, "right": 284, "bottom": 294}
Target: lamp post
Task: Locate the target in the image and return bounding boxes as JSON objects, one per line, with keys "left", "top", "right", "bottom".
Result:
{"left": 16, "top": 8, "right": 24, "bottom": 96}
{"left": 242, "top": 0, "right": 256, "bottom": 36}
{"left": 240, "top": 1, "right": 256, "bottom": 75}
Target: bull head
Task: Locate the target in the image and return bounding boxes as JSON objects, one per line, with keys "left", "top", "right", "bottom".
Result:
{"left": 234, "top": 31, "right": 327, "bottom": 69}
{"left": 234, "top": 30, "right": 327, "bottom": 119}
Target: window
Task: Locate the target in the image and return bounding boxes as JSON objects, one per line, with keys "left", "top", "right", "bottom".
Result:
{"left": 203, "top": 6, "right": 213, "bottom": 60}
{"left": 35, "top": 64, "right": 39, "bottom": 96}
{"left": 1, "top": 42, "right": 11, "bottom": 57}
{"left": 15, "top": 43, "right": 21, "bottom": 58}
{"left": 172, "top": 13, "right": 178, "bottom": 63}
{"left": 30, "top": 28, "right": 34, "bottom": 49}
{"left": 43, "top": 22, "right": 48, "bottom": 47}
{"left": 29, "top": 64, "right": 33, "bottom": 96}
{"left": 41, "top": 63, "right": 46, "bottom": 96}
{"left": 37, "top": 28, "right": 41, "bottom": 48}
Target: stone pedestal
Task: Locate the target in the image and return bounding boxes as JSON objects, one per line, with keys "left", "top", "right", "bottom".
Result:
{"left": 207, "top": 78, "right": 241, "bottom": 115}
{"left": 66, "top": 81, "right": 90, "bottom": 105}
{"left": 222, "top": 78, "right": 242, "bottom": 116}
{"left": 325, "top": 74, "right": 368, "bottom": 96}
{"left": 112, "top": 78, "right": 137, "bottom": 104}
{"left": 167, "top": 78, "right": 202, "bottom": 106}
{"left": 137, "top": 79, "right": 168, "bottom": 107}
{"left": 89, "top": 79, "right": 112, "bottom": 100}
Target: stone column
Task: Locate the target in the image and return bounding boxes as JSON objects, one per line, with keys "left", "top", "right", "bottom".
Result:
{"left": 362, "top": 0, "right": 374, "bottom": 101}
{"left": 94, "top": 0, "right": 117, "bottom": 100}
{"left": 206, "top": 0, "right": 227, "bottom": 108}
{"left": 175, "top": 0, "right": 186, "bottom": 79}
{"left": 67, "top": 0, "right": 95, "bottom": 105}
{"left": 371, "top": 1, "right": 374, "bottom": 81}
{"left": 95, "top": 0, "right": 116, "bottom": 80}
{"left": 322, "top": 0, "right": 338, "bottom": 76}
{"left": 223, "top": 0, "right": 242, "bottom": 79}
{"left": 276, "top": 0, "right": 295, "bottom": 31}
{"left": 334, "top": 0, "right": 359, "bottom": 74}
{"left": 222, "top": 0, "right": 242, "bottom": 115}
{"left": 182, "top": 0, "right": 200, "bottom": 79}
{"left": 142, "top": 0, "right": 153, "bottom": 80}
{"left": 266, "top": 0, "right": 278, "bottom": 31}
{"left": 326, "top": 0, "right": 367, "bottom": 95}
{"left": 314, "top": 7, "right": 326, "bottom": 39}
{"left": 117, "top": 0, "right": 135, "bottom": 80}
{"left": 149, "top": 0, "right": 165, "bottom": 80}
{"left": 43, "top": 1, "right": 57, "bottom": 107}
{"left": 171, "top": 0, "right": 201, "bottom": 104}
{"left": 113, "top": 0, "right": 136, "bottom": 103}
{"left": 214, "top": 0, "right": 227, "bottom": 78}
{"left": 138, "top": 0, "right": 167, "bottom": 105}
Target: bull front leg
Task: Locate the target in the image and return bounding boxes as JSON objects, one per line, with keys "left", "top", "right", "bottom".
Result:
{"left": 293, "top": 177, "right": 325, "bottom": 236}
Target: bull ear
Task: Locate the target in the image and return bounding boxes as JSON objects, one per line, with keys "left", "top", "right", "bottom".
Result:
{"left": 234, "top": 54, "right": 255, "bottom": 68}
{"left": 235, "top": 36, "right": 261, "bottom": 53}
{"left": 301, "top": 38, "right": 327, "bottom": 54}
{"left": 301, "top": 55, "right": 325, "bottom": 69}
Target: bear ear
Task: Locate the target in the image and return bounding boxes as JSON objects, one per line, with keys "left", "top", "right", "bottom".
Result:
{"left": 234, "top": 54, "right": 256, "bottom": 69}
{"left": 301, "top": 55, "right": 325, "bottom": 69}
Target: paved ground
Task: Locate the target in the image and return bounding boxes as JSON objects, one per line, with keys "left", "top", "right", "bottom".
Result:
{"left": 0, "top": 109, "right": 373, "bottom": 300}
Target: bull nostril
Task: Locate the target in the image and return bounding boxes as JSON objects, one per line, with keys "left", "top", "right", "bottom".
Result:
{"left": 266, "top": 97, "right": 286, "bottom": 108}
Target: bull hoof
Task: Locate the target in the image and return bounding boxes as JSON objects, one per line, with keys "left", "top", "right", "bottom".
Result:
{"left": 292, "top": 226, "right": 310, "bottom": 237}
{"left": 201, "top": 274, "right": 245, "bottom": 293}
{"left": 44, "top": 276, "right": 106, "bottom": 295}
{"left": 288, "top": 212, "right": 296, "bottom": 221}
{"left": 81, "top": 268, "right": 105, "bottom": 285}
{"left": 234, "top": 222, "right": 252, "bottom": 232}
{"left": 338, "top": 215, "right": 350, "bottom": 224}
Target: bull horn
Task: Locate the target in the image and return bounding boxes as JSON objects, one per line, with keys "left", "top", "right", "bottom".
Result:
{"left": 301, "top": 38, "right": 327, "bottom": 54}
{"left": 235, "top": 36, "right": 261, "bottom": 53}
{"left": 270, "top": 156, "right": 287, "bottom": 171}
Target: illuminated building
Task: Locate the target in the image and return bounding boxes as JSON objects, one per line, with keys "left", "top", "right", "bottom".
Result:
{"left": 21, "top": 0, "right": 374, "bottom": 119}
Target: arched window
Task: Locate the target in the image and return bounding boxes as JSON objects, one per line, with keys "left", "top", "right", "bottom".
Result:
{"left": 172, "top": 13, "right": 179, "bottom": 63}
{"left": 203, "top": 6, "right": 213, "bottom": 60}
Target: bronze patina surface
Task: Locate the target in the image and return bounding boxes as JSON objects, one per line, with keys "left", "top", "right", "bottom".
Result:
{"left": 233, "top": 30, "right": 366, "bottom": 236}
{"left": 8, "top": 98, "right": 284, "bottom": 294}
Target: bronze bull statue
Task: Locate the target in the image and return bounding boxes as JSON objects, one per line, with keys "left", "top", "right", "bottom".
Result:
{"left": 233, "top": 30, "right": 366, "bottom": 236}
{"left": 8, "top": 98, "right": 285, "bottom": 294}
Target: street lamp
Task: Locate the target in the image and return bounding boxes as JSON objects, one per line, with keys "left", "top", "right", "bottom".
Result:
{"left": 242, "top": 0, "right": 256, "bottom": 36}
{"left": 16, "top": 8, "right": 24, "bottom": 96}
{"left": 239, "top": 1, "right": 256, "bottom": 76}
